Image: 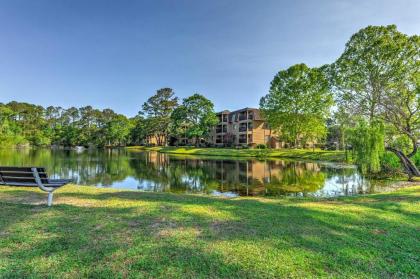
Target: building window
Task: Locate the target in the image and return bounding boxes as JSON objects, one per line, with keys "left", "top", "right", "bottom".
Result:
{"left": 239, "top": 112, "right": 247, "bottom": 121}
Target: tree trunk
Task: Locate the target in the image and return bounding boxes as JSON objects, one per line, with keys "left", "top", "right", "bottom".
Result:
{"left": 340, "top": 127, "right": 345, "bottom": 151}
{"left": 386, "top": 147, "right": 420, "bottom": 180}
{"left": 406, "top": 134, "right": 418, "bottom": 158}
{"left": 195, "top": 136, "right": 200, "bottom": 147}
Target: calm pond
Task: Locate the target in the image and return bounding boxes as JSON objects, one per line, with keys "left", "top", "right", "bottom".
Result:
{"left": 0, "top": 148, "right": 395, "bottom": 198}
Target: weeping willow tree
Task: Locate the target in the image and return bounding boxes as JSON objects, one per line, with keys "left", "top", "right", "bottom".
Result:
{"left": 349, "top": 121, "right": 385, "bottom": 174}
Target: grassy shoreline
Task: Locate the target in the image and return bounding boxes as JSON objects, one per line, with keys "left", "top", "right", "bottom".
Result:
{"left": 0, "top": 185, "right": 419, "bottom": 278}
{"left": 127, "top": 146, "right": 347, "bottom": 162}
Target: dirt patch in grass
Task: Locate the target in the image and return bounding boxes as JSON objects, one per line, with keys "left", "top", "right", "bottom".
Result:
{"left": 0, "top": 191, "right": 46, "bottom": 205}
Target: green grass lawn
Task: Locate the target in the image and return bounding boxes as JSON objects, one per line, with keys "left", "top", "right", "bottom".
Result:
{"left": 127, "top": 146, "right": 346, "bottom": 162}
{"left": 0, "top": 185, "right": 419, "bottom": 278}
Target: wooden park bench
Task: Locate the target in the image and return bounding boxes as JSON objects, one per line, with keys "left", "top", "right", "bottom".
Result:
{"left": 0, "top": 167, "right": 72, "bottom": 206}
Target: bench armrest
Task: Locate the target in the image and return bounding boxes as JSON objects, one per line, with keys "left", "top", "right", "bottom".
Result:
{"left": 32, "top": 167, "right": 55, "bottom": 192}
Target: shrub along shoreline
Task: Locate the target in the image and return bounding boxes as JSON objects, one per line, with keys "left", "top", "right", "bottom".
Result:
{"left": 126, "top": 146, "right": 347, "bottom": 162}
{"left": 0, "top": 184, "right": 418, "bottom": 278}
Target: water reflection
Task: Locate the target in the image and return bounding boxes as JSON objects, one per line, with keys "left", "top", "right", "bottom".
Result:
{"left": 0, "top": 148, "right": 392, "bottom": 197}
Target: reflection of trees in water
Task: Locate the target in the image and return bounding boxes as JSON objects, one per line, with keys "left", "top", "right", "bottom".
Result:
{"left": 0, "top": 149, "right": 364, "bottom": 196}
{"left": 263, "top": 161, "right": 325, "bottom": 196}
{"left": 332, "top": 171, "right": 371, "bottom": 196}
{"left": 0, "top": 148, "right": 134, "bottom": 186}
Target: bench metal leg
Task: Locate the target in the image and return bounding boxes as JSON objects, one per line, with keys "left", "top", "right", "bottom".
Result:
{"left": 47, "top": 192, "right": 53, "bottom": 207}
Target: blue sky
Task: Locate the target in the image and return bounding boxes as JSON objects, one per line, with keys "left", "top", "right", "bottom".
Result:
{"left": 0, "top": 0, "right": 419, "bottom": 117}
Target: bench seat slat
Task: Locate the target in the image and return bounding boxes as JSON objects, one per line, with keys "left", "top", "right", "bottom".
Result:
{"left": 0, "top": 182, "right": 66, "bottom": 187}
{"left": 1, "top": 174, "right": 48, "bottom": 179}
{"left": 0, "top": 178, "right": 72, "bottom": 186}
{"left": 1, "top": 176, "right": 49, "bottom": 183}
{"left": 48, "top": 179, "right": 73, "bottom": 184}
{"left": 0, "top": 171, "right": 47, "bottom": 177}
{"left": 0, "top": 171, "right": 47, "bottom": 174}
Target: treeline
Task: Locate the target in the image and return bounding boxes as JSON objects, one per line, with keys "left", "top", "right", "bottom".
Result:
{"left": 0, "top": 89, "right": 218, "bottom": 148}
{"left": 260, "top": 25, "right": 419, "bottom": 178}
{"left": 0, "top": 102, "right": 133, "bottom": 147}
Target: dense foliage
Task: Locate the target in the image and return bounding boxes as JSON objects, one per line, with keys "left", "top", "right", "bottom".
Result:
{"left": 171, "top": 94, "right": 219, "bottom": 145}
{"left": 348, "top": 121, "right": 385, "bottom": 174}
{"left": 0, "top": 102, "right": 133, "bottom": 147}
{"left": 260, "top": 64, "right": 333, "bottom": 148}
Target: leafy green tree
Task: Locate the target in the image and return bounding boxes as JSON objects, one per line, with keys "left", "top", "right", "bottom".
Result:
{"left": 129, "top": 115, "right": 148, "bottom": 145}
{"left": 171, "top": 94, "right": 218, "bottom": 146}
{"left": 141, "top": 88, "right": 178, "bottom": 146}
{"left": 332, "top": 25, "right": 420, "bottom": 178}
{"left": 103, "top": 113, "right": 131, "bottom": 146}
{"left": 260, "top": 63, "right": 333, "bottom": 148}
{"left": 78, "top": 106, "right": 101, "bottom": 146}
{"left": 58, "top": 107, "right": 81, "bottom": 146}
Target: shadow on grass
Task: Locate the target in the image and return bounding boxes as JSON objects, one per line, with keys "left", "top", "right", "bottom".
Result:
{"left": 0, "top": 187, "right": 419, "bottom": 278}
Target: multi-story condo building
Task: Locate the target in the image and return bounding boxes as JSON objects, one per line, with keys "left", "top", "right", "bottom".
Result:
{"left": 209, "top": 108, "right": 281, "bottom": 148}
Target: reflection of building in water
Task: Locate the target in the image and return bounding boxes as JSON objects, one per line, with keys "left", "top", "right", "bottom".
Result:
{"left": 144, "top": 151, "right": 169, "bottom": 167}
{"left": 195, "top": 159, "right": 325, "bottom": 196}
{"left": 136, "top": 153, "right": 327, "bottom": 196}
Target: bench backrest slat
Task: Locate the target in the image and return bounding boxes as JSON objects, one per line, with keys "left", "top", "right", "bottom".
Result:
{"left": 0, "top": 167, "right": 45, "bottom": 172}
